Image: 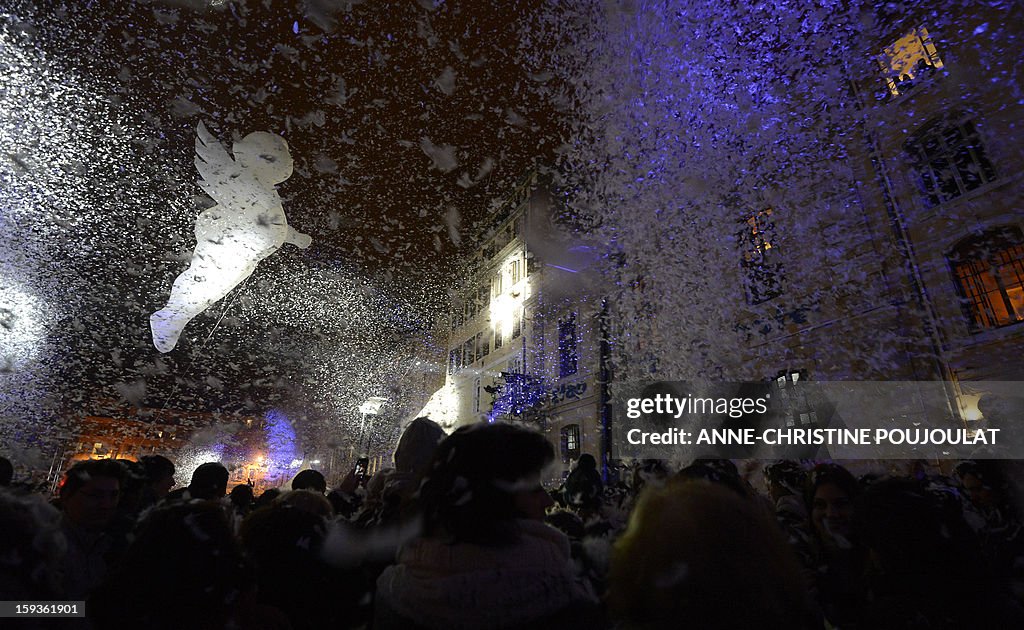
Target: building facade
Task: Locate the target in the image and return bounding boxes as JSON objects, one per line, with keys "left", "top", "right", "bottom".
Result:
{"left": 660, "top": 4, "right": 1024, "bottom": 426}
{"left": 438, "top": 172, "right": 608, "bottom": 478}
{"left": 848, "top": 5, "right": 1023, "bottom": 414}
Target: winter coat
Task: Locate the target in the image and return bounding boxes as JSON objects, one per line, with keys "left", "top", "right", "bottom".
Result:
{"left": 60, "top": 517, "right": 113, "bottom": 599}
{"left": 563, "top": 466, "right": 603, "bottom": 511}
{"left": 374, "top": 519, "right": 598, "bottom": 630}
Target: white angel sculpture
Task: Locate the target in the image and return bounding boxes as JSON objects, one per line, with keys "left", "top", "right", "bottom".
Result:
{"left": 150, "top": 122, "right": 312, "bottom": 353}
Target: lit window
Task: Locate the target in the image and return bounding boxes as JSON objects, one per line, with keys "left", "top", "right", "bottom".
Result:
{"left": 877, "top": 26, "right": 944, "bottom": 97}
{"left": 511, "top": 259, "right": 521, "bottom": 285}
{"left": 558, "top": 313, "right": 578, "bottom": 378}
{"left": 906, "top": 117, "right": 996, "bottom": 207}
{"left": 560, "top": 424, "right": 581, "bottom": 462}
{"left": 739, "top": 208, "right": 783, "bottom": 304}
{"left": 949, "top": 227, "right": 1024, "bottom": 331}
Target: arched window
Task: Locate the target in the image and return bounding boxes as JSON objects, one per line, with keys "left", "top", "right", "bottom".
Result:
{"left": 560, "top": 424, "right": 581, "bottom": 463}
{"left": 905, "top": 116, "right": 996, "bottom": 208}
{"left": 949, "top": 226, "right": 1024, "bottom": 331}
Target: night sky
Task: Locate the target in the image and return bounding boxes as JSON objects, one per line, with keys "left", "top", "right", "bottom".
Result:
{"left": 1, "top": 0, "right": 567, "bottom": 449}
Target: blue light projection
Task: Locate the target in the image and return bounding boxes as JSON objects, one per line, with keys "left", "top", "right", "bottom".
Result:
{"left": 265, "top": 408, "right": 297, "bottom": 478}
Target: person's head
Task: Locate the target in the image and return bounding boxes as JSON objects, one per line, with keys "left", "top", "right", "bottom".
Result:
{"left": 229, "top": 484, "right": 255, "bottom": 513}
{"left": 139, "top": 455, "right": 176, "bottom": 498}
{"left": 292, "top": 469, "right": 327, "bottom": 494}
{"left": 631, "top": 459, "right": 670, "bottom": 492}
{"left": 0, "top": 456, "right": 13, "bottom": 486}
{"left": 115, "top": 459, "right": 147, "bottom": 512}
{"left": 59, "top": 459, "right": 124, "bottom": 530}
{"left": 276, "top": 489, "right": 333, "bottom": 519}
{"left": 575, "top": 453, "right": 597, "bottom": 471}
{"left": 954, "top": 460, "right": 1006, "bottom": 512}
{"left": 764, "top": 460, "right": 807, "bottom": 502}
{"left": 254, "top": 488, "right": 281, "bottom": 509}
{"left": 675, "top": 461, "right": 748, "bottom": 498}
{"left": 977, "top": 394, "right": 1024, "bottom": 428}
{"left": 234, "top": 131, "right": 293, "bottom": 184}
{"left": 419, "top": 422, "right": 555, "bottom": 544}
{"left": 394, "top": 417, "right": 446, "bottom": 477}
{"left": 805, "top": 463, "right": 859, "bottom": 547}
{"left": 89, "top": 500, "right": 250, "bottom": 628}
{"left": 188, "top": 462, "right": 229, "bottom": 500}
{"left": 608, "top": 480, "right": 813, "bottom": 629}
{"left": 239, "top": 501, "right": 329, "bottom": 595}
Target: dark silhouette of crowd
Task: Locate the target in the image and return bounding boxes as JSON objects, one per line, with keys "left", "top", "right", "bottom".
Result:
{"left": 2, "top": 428, "right": 1024, "bottom": 629}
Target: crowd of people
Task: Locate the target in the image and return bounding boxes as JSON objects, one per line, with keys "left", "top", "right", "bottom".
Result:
{"left": 2, "top": 418, "right": 1023, "bottom": 629}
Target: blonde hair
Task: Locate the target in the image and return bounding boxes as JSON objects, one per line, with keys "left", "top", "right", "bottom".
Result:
{"left": 608, "top": 480, "right": 812, "bottom": 629}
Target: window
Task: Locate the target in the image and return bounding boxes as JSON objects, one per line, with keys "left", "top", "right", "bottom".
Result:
{"left": 739, "top": 208, "right": 783, "bottom": 304}
{"left": 949, "top": 226, "right": 1024, "bottom": 331}
{"left": 493, "top": 274, "right": 503, "bottom": 297}
{"left": 449, "top": 349, "right": 460, "bottom": 374}
{"left": 463, "top": 338, "right": 474, "bottom": 366}
{"left": 512, "top": 309, "right": 522, "bottom": 339}
{"left": 906, "top": 117, "right": 996, "bottom": 208}
{"left": 494, "top": 326, "right": 503, "bottom": 350}
{"left": 558, "top": 313, "right": 579, "bottom": 378}
{"left": 877, "top": 26, "right": 944, "bottom": 97}
{"left": 560, "top": 424, "right": 581, "bottom": 463}
{"left": 477, "top": 285, "right": 489, "bottom": 309}
{"left": 481, "top": 334, "right": 490, "bottom": 359}
{"left": 773, "top": 370, "right": 817, "bottom": 428}
{"left": 475, "top": 332, "right": 484, "bottom": 362}
{"left": 510, "top": 259, "right": 521, "bottom": 285}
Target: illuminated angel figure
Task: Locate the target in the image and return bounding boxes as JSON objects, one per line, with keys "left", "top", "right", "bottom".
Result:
{"left": 150, "top": 122, "right": 312, "bottom": 353}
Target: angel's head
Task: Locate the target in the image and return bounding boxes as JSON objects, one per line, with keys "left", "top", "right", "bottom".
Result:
{"left": 233, "top": 132, "right": 293, "bottom": 184}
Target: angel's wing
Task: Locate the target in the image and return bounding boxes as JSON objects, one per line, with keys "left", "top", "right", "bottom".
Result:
{"left": 194, "top": 122, "right": 274, "bottom": 210}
